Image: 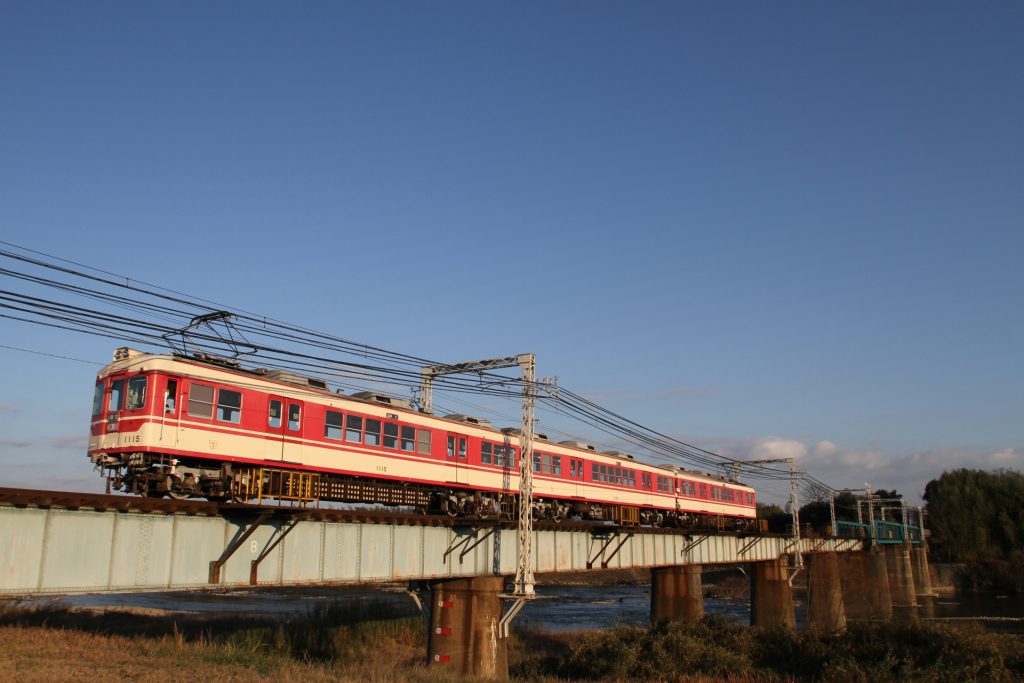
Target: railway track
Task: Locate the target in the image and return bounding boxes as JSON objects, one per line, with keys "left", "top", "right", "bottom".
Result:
{"left": 0, "top": 486, "right": 784, "bottom": 538}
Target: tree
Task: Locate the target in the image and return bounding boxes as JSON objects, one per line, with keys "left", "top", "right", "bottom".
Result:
{"left": 924, "top": 469, "right": 1024, "bottom": 591}
{"left": 756, "top": 503, "right": 790, "bottom": 533}
{"left": 799, "top": 490, "right": 861, "bottom": 532}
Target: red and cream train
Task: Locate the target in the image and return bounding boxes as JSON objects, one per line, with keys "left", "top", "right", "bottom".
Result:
{"left": 88, "top": 348, "right": 756, "bottom": 527}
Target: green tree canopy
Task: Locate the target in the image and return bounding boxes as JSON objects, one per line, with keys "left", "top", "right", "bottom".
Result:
{"left": 924, "top": 468, "right": 1024, "bottom": 563}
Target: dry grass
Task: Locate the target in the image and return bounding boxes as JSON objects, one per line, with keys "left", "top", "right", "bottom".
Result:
{"left": 0, "top": 624, "right": 446, "bottom": 683}
{"left": 5, "top": 600, "right": 1021, "bottom": 682}
{"left": 0, "top": 601, "right": 474, "bottom": 683}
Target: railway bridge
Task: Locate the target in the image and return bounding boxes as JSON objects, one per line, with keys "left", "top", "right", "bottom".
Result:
{"left": 0, "top": 487, "right": 930, "bottom": 679}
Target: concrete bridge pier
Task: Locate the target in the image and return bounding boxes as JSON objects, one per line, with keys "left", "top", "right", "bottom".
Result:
{"left": 750, "top": 558, "right": 796, "bottom": 628}
{"left": 806, "top": 552, "right": 846, "bottom": 632}
{"left": 885, "top": 541, "right": 918, "bottom": 620}
{"left": 911, "top": 545, "right": 934, "bottom": 598}
{"left": 837, "top": 550, "right": 892, "bottom": 620}
{"left": 651, "top": 565, "right": 704, "bottom": 624}
{"left": 427, "top": 576, "right": 508, "bottom": 680}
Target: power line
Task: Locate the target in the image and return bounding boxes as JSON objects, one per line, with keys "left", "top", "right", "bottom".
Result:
{"left": 0, "top": 344, "right": 103, "bottom": 366}
{"left": 0, "top": 241, "right": 845, "bottom": 493}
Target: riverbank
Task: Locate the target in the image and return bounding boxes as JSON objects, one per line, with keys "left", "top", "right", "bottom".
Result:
{"left": 2, "top": 600, "right": 1023, "bottom": 682}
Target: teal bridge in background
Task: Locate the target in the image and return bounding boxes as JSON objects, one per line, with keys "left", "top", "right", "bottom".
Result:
{"left": 834, "top": 520, "right": 923, "bottom": 544}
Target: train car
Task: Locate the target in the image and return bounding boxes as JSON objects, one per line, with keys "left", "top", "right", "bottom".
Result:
{"left": 88, "top": 348, "right": 756, "bottom": 528}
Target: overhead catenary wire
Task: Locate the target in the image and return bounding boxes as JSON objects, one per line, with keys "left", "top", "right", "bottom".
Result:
{"left": 0, "top": 242, "right": 838, "bottom": 496}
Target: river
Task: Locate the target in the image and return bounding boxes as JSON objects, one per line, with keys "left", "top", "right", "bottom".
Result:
{"left": 20, "top": 583, "right": 1024, "bottom": 633}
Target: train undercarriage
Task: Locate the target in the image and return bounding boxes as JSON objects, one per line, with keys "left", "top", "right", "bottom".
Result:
{"left": 92, "top": 450, "right": 761, "bottom": 532}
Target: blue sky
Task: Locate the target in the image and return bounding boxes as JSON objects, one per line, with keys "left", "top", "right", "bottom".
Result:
{"left": 1, "top": 2, "right": 1021, "bottom": 504}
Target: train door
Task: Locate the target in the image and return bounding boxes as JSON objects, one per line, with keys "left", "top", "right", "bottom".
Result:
{"left": 265, "top": 395, "right": 303, "bottom": 463}
{"left": 159, "top": 376, "right": 181, "bottom": 447}
{"left": 568, "top": 458, "right": 584, "bottom": 497}
{"left": 102, "top": 372, "right": 128, "bottom": 435}
{"left": 446, "top": 433, "right": 469, "bottom": 485}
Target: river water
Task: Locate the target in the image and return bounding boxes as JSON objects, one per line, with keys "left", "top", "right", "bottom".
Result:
{"left": 44, "top": 584, "right": 751, "bottom": 630}
{"left": 24, "top": 583, "right": 1023, "bottom": 632}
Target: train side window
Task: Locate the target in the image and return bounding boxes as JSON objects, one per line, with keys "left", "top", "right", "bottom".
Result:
{"left": 458, "top": 437, "right": 467, "bottom": 459}
{"left": 268, "top": 400, "right": 282, "bottom": 428}
{"left": 592, "top": 463, "right": 598, "bottom": 481}
{"left": 383, "top": 422, "right": 398, "bottom": 448}
{"left": 346, "top": 415, "right": 363, "bottom": 443}
{"left": 288, "top": 404, "right": 301, "bottom": 431}
{"left": 108, "top": 379, "right": 125, "bottom": 412}
{"left": 447, "top": 435, "right": 456, "bottom": 457}
{"left": 506, "top": 446, "right": 516, "bottom": 468}
{"left": 92, "top": 381, "right": 104, "bottom": 416}
{"left": 494, "top": 445, "right": 505, "bottom": 467}
{"left": 699, "top": 484, "right": 707, "bottom": 497}
{"left": 126, "top": 377, "right": 147, "bottom": 410}
{"left": 532, "top": 453, "right": 541, "bottom": 472}
{"left": 481, "top": 442, "right": 492, "bottom": 465}
{"left": 400, "top": 426, "right": 415, "bottom": 452}
{"left": 365, "top": 419, "right": 381, "bottom": 446}
{"left": 187, "top": 383, "right": 214, "bottom": 419}
{"left": 325, "top": 410, "right": 343, "bottom": 439}
{"left": 216, "top": 389, "right": 241, "bottom": 423}
{"left": 416, "top": 429, "right": 431, "bottom": 455}
{"left": 553, "top": 456, "right": 562, "bottom": 476}
{"left": 165, "top": 379, "right": 178, "bottom": 414}
{"left": 746, "top": 493, "right": 753, "bottom": 505}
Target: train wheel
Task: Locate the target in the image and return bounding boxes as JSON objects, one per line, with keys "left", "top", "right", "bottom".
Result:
{"left": 475, "top": 498, "right": 497, "bottom": 520}
{"left": 164, "top": 475, "right": 191, "bottom": 500}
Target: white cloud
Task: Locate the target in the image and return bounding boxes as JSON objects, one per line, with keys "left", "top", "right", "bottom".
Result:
{"left": 748, "top": 437, "right": 808, "bottom": 461}
{"left": 989, "top": 448, "right": 1022, "bottom": 465}
{"left": 813, "top": 440, "right": 838, "bottom": 457}
{"left": 684, "top": 434, "right": 1023, "bottom": 505}
{"left": 837, "top": 449, "right": 886, "bottom": 470}
{"left": 0, "top": 402, "right": 21, "bottom": 412}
